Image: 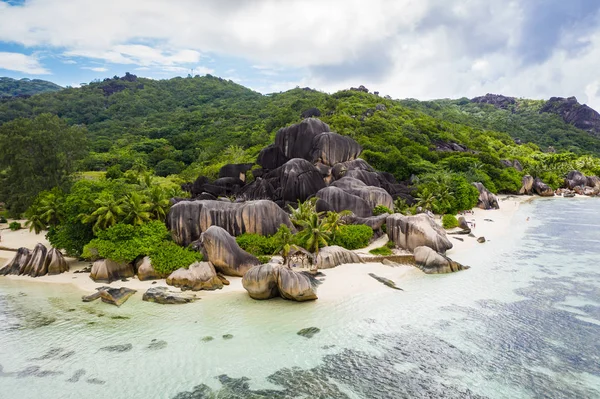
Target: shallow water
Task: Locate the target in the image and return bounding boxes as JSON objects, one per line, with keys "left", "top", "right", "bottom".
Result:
{"left": 1, "top": 198, "right": 599, "bottom": 398}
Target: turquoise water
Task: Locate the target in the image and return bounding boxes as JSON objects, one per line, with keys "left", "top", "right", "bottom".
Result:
{"left": 1, "top": 198, "right": 599, "bottom": 398}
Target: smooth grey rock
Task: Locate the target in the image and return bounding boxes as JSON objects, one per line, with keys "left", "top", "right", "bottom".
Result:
{"left": 387, "top": 213, "right": 453, "bottom": 253}
{"left": 142, "top": 287, "right": 198, "bottom": 304}
{"left": 413, "top": 246, "right": 468, "bottom": 274}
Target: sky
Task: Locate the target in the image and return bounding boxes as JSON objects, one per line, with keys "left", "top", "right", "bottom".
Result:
{"left": 1, "top": 0, "right": 600, "bottom": 108}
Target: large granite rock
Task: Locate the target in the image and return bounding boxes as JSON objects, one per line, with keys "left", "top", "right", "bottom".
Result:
{"left": 242, "top": 264, "right": 319, "bottom": 301}
{"left": 331, "top": 159, "right": 375, "bottom": 180}
{"left": 90, "top": 259, "right": 135, "bottom": 283}
{"left": 331, "top": 177, "right": 393, "bottom": 210}
{"left": 167, "top": 200, "right": 293, "bottom": 246}
{"left": 472, "top": 182, "right": 499, "bottom": 210}
{"left": 309, "top": 132, "right": 362, "bottom": 166}
{"left": 387, "top": 213, "right": 453, "bottom": 254}
{"left": 0, "top": 247, "right": 31, "bottom": 275}
{"left": 256, "top": 144, "right": 290, "bottom": 171}
{"left": 533, "top": 178, "right": 554, "bottom": 197}
{"left": 540, "top": 96, "right": 600, "bottom": 136}
{"left": 99, "top": 287, "right": 137, "bottom": 306}
{"left": 218, "top": 163, "right": 254, "bottom": 182}
{"left": 519, "top": 175, "right": 534, "bottom": 195}
{"left": 0, "top": 244, "right": 68, "bottom": 277}
{"left": 142, "top": 287, "right": 198, "bottom": 304}
{"left": 166, "top": 262, "right": 226, "bottom": 291}
{"left": 266, "top": 158, "right": 326, "bottom": 203}
{"left": 135, "top": 256, "right": 165, "bottom": 281}
{"left": 413, "top": 246, "right": 469, "bottom": 274}
{"left": 199, "top": 226, "right": 261, "bottom": 277}
{"left": 565, "top": 170, "right": 587, "bottom": 189}
{"left": 316, "top": 246, "right": 363, "bottom": 269}
{"left": 236, "top": 178, "right": 275, "bottom": 201}
{"left": 315, "top": 186, "right": 373, "bottom": 218}
{"left": 274, "top": 118, "right": 331, "bottom": 160}
{"left": 587, "top": 175, "right": 600, "bottom": 189}
{"left": 471, "top": 93, "right": 516, "bottom": 110}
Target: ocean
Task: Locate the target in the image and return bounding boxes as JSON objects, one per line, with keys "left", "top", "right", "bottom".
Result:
{"left": 0, "top": 197, "right": 599, "bottom": 398}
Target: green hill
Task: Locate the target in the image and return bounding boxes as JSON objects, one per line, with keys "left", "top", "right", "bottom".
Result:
{"left": 1, "top": 73, "right": 600, "bottom": 217}
{"left": 0, "top": 77, "right": 63, "bottom": 98}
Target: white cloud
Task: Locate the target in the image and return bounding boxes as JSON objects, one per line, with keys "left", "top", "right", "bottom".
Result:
{"left": 82, "top": 66, "right": 108, "bottom": 72}
{"left": 62, "top": 59, "right": 77, "bottom": 64}
{"left": 0, "top": 52, "right": 50, "bottom": 74}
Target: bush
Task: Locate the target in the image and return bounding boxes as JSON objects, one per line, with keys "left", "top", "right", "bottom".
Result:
{"left": 235, "top": 233, "right": 279, "bottom": 256}
{"left": 0, "top": 216, "right": 7, "bottom": 223}
{"left": 8, "top": 221, "right": 21, "bottom": 231}
{"left": 369, "top": 246, "right": 392, "bottom": 256}
{"left": 330, "top": 225, "right": 373, "bottom": 250}
{"left": 105, "top": 165, "right": 123, "bottom": 180}
{"left": 373, "top": 205, "right": 393, "bottom": 216}
{"left": 148, "top": 242, "right": 203, "bottom": 275}
{"left": 442, "top": 214, "right": 459, "bottom": 229}
{"left": 257, "top": 255, "right": 272, "bottom": 264}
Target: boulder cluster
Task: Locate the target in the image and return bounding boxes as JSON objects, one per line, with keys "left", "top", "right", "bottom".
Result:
{"left": 0, "top": 243, "right": 68, "bottom": 277}
{"left": 242, "top": 262, "right": 319, "bottom": 301}
{"left": 519, "top": 171, "right": 600, "bottom": 198}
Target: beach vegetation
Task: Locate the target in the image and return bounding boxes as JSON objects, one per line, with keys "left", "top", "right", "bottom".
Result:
{"left": 442, "top": 214, "right": 459, "bottom": 229}
{"left": 330, "top": 224, "right": 373, "bottom": 250}
{"left": 373, "top": 205, "right": 393, "bottom": 215}
{"left": 369, "top": 245, "right": 393, "bottom": 256}
{"left": 8, "top": 221, "right": 21, "bottom": 231}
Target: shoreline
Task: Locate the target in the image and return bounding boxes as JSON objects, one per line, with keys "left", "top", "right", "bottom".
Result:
{"left": 0, "top": 194, "right": 591, "bottom": 302}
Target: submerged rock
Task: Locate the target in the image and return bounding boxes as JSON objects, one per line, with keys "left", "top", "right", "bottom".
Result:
{"left": 199, "top": 226, "right": 261, "bottom": 277}
{"left": 166, "top": 261, "right": 225, "bottom": 291}
{"left": 368, "top": 273, "right": 403, "bottom": 290}
{"left": 90, "top": 259, "right": 134, "bottom": 283}
{"left": 142, "top": 287, "right": 198, "bottom": 304}
{"left": 99, "top": 344, "right": 133, "bottom": 352}
{"left": 316, "top": 246, "right": 363, "bottom": 269}
{"left": 297, "top": 327, "right": 321, "bottom": 338}
{"left": 387, "top": 213, "right": 453, "bottom": 253}
{"left": 99, "top": 287, "right": 137, "bottom": 306}
{"left": 413, "top": 246, "right": 468, "bottom": 274}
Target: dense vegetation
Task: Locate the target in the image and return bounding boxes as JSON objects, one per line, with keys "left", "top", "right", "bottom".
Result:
{"left": 2, "top": 73, "right": 600, "bottom": 266}
{"left": 0, "top": 77, "right": 63, "bottom": 98}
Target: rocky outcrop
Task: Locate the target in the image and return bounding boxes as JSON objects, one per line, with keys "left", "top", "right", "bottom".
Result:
{"left": 457, "top": 216, "right": 470, "bottom": 230}
{"left": 242, "top": 263, "right": 319, "bottom": 301}
{"left": 135, "top": 256, "right": 165, "bottom": 281}
{"left": 0, "top": 244, "right": 68, "bottom": 277}
{"left": 433, "top": 141, "right": 469, "bottom": 152}
{"left": 167, "top": 199, "right": 293, "bottom": 246}
{"left": 89, "top": 259, "right": 135, "bottom": 283}
{"left": 533, "top": 178, "right": 554, "bottom": 197}
{"left": 266, "top": 158, "right": 326, "bottom": 202}
{"left": 331, "top": 159, "right": 374, "bottom": 180}
{"left": 472, "top": 182, "right": 499, "bottom": 210}
{"left": 82, "top": 286, "right": 137, "bottom": 306}
{"left": 315, "top": 246, "right": 363, "bottom": 269}
{"left": 256, "top": 144, "right": 289, "bottom": 171}
{"left": 236, "top": 178, "right": 275, "bottom": 201}
{"left": 331, "top": 177, "right": 394, "bottom": 210}
{"left": 540, "top": 96, "right": 600, "bottom": 136}
{"left": 142, "top": 287, "right": 198, "bottom": 304}
{"left": 343, "top": 213, "right": 389, "bottom": 230}
{"left": 519, "top": 175, "right": 534, "bottom": 195}
{"left": 387, "top": 214, "right": 453, "bottom": 253}
{"left": 315, "top": 186, "right": 373, "bottom": 218}
{"left": 565, "top": 170, "right": 587, "bottom": 189}
{"left": 218, "top": 163, "right": 254, "bottom": 182}
{"left": 301, "top": 107, "right": 321, "bottom": 118}
{"left": 587, "top": 175, "right": 600, "bottom": 189}
{"left": 275, "top": 118, "right": 331, "bottom": 160}
{"left": 501, "top": 159, "right": 523, "bottom": 171}
{"left": 413, "top": 246, "right": 468, "bottom": 274}
{"left": 471, "top": 93, "right": 516, "bottom": 110}
{"left": 199, "top": 226, "right": 261, "bottom": 277}
{"left": 166, "top": 261, "right": 226, "bottom": 290}
{"left": 309, "top": 132, "right": 362, "bottom": 166}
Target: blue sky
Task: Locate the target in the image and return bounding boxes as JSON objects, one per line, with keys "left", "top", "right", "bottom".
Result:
{"left": 1, "top": 0, "right": 600, "bottom": 108}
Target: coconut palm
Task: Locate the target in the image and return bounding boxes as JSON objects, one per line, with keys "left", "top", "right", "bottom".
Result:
{"left": 147, "top": 186, "right": 171, "bottom": 222}
{"left": 80, "top": 194, "right": 125, "bottom": 233}
{"left": 25, "top": 205, "right": 46, "bottom": 234}
{"left": 296, "top": 213, "right": 330, "bottom": 272}
{"left": 322, "top": 210, "right": 352, "bottom": 241}
{"left": 37, "top": 191, "right": 64, "bottom": 227}
{"left": 273, "top": 224, "right": 296, "bottom": 266}
{"left": 121, "top": 192, "right": 152, "bottom": 226}
{"left": 288, "top": 197, "right": 317, "bottom": 227}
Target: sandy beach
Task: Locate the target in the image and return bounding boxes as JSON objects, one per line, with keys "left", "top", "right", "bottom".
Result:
{"left": 0, "top": 194, "right": 561, "bottom": 302}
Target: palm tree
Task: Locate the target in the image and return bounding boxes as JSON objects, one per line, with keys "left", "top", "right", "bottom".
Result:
{"left": 37, "top": 191, "right": 64, "bottom": 227}
{"left": 288, "top": 197, "right": 317, "bottom": 227}
{"left": 121, "top": 192, "right": 152, "bottom": 226}
{"left": 273, "top": 224, "right": 296, "bottom": 266}
{"left": 322, "top": 210, "right": 351, "bottom": 241}
{"left": 147, "top": 186, "right": 171, "bottom": 222}
{"left": 296, "top": 213, "right": 330, "bottom": 273}
{"left": 416, "top": 189, "right": 436, "bottom": 211}
{"left": 25, "top": 205, "right": 46, "bottom": 234}
{"left": 80, "top": 194, "right": 125, "bottom": 233}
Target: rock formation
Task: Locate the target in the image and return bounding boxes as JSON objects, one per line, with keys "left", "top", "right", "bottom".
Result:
{"left": 242, "top": 263, "right": 319, "bottom": 301}
{"left": 315, "top": 186, "right": 373, "bottom": 217}
{"left": 166, "top": 261, "right": 226, "bottom": 290}
{"left": 387, "top": 213, "right": 453, "bottom": 253}
{"left": 167, "top": 199, "right": 294, "bottom": 246}
{"left": 266, "top": 158, "right": 326, "bottom": 202}
{"left": 218, "top": 163, "right": 254, "bottom": 182}
{"left": 533, "top": 178, "right": 554, "bottom": 197}
{"left": 199, "top": 226, "right": 261, "bottom": 277}
{"left": 0, "top": 244, "right": 68, "bottom": 277}
{"left": 471, "top": 93, "right": 516, "bottom": 109}
{"left": 309, "top": 132, "right": 362, "bottom": 166}
{"left": 331, "top": 177, "right": 393, "bottom": 210}
{"left": 315, "top": 246, "right": 363, "bottom": 269}
{"left": 519, "top": 175, "right": 534, "bottom": 195}
{"left": 413, "top": 246, "right": 469, "bottom": 274}
{"left": 275, "top": 118, "right": 331, "bottom": 160}
{"left": 135, "top": 256, "right": 165, "bottom": 281}
{"left": 82, "top": 286, "right": 137, "bottom": 306}
{"left": 565, "top": 170, "right": 587, "bottom": 189}
{"left": 472, "top": 182, "right": 499, "bottom": 210}
{"left": 540, "top": 96, "right": 600, "bottom": 137}
{"left": 89, "top": 259, "right": 135, "bottom": 283}
{"left": 142, "top": 287, "right": 198, "bottom": 304}
{"left": 343, "top": 213, "right": 389, "bottom": 230}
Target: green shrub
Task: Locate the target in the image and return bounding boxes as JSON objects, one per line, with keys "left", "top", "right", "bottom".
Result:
{"left": 373, "top": 205, "right": 392, "bottom": 216}
{"left": 369, "top": 246, "right": 393, "bottom": 256}
{"left": 386, "top": 240, "right": 395, "bottom": 248}
{"left": 105, "top": 165, "right": 123, "bottom": 180}
{"left": 442, "top": 214, "right": 459, "bottom": 229}
{"left": 330, "top": 225, "right": 373, "bottom": 250}
{"left": 0, "top": 216, "right": 7, "bottom": 223}
{"left": 148, "top": 242, "right": 203, "bottom": 275}
{"left": 257, "top": 255, "right": 272, "bottom": 264}
{"left": 235, "top": 233, "right": 278, "bottom": 256}
{"left": 8, "top": 221, "right": 21, "bottom": 231}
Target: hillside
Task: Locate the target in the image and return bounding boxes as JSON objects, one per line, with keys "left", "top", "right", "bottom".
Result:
{"left": 1, "top": 73, "right": 600, "bottom": 217}
{"left": 0, "top": 77, "right": 63, "bottom": 98}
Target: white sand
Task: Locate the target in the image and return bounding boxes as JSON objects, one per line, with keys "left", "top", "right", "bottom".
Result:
{"left": 0, "top": 194, "right": 567, "bottom": 302}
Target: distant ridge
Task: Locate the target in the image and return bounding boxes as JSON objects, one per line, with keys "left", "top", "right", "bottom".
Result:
{"left": 0, "top": 77, "right": 63, "bottom": 98}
